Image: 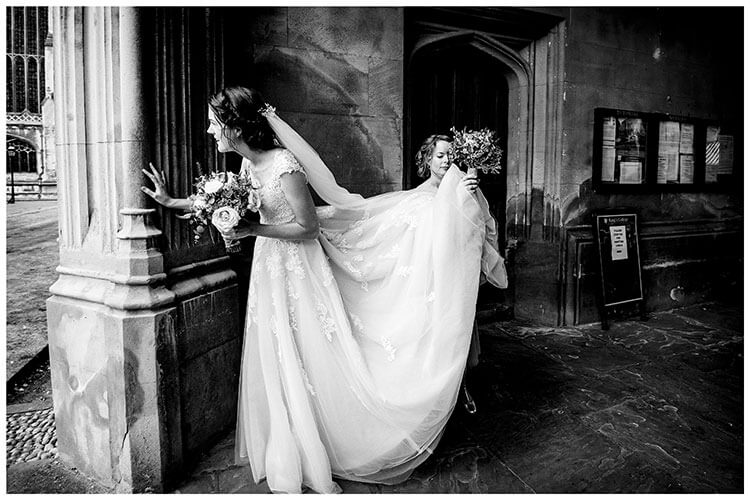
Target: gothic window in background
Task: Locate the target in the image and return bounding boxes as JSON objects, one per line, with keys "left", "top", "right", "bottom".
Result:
{"left": 13, "top": 55, "right": 25, "bottom": 111}
{"left": 6, "top": 6, "right": 47, "bottom": 113}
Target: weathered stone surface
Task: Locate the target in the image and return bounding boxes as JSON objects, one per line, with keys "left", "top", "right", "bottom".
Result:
{"left": 239, "top": 6, "right": 287, "bottom": 45}
{"left": 45, "top": 296, "right": 178, "bottom": 492}
{"left": 175, "top": 285, "right": 240, "bottom": 363}
{"left": 513, "top": 241, "right": 560, "bottom": 325}
{"left": 174, "top": 472, "right": 217, "bottom": 494}
{"left": 288, "top": 7, "right": 403, "bottom": 59}
{"left": 179, "top": 338, "right": 242, "bottom": 454}
{"left": 254, "top": 45, "right": 369, "bottom": 116}
{"left": 282, "top": 112, "right": 402, "bottom": 196}
{"left": 47, "top": 299, "right": 115, "bottom": 487}
{"left": 216, "top": 466, "right": 271, "bottom": 493}
{"left": 568, "top": 7, "right": 660, "bottom": 55}
{"left": 368, "top": 57, "right": 403, "bottom": 118}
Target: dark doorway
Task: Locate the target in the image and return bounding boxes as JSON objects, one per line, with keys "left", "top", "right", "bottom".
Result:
{"left": 406, "top": 42, "right": 509, "bottom": 309}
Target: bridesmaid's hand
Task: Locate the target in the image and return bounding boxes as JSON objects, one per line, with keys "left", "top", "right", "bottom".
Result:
{"left": 461, "top": 171, "right": 479, "bottom": 194}
{"left": 141, "top": 162, "right": 175, "bottom": 207}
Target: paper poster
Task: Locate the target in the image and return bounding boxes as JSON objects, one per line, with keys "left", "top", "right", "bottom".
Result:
{"left": 679, "top": 123, "right": 694, "bottom": 154}
{"left": 617, "top": 117, "right": 647, "bottom": 157}
{"left": 657, "top": 121, "right": 680, "bottom": 183}
{"left": 679, "top": 154, "right": 694, "bottom": 183}
{"left": 619, "top": 161, "right": 642, "bottom": 184}
{"left": 609, "top": 226, "right": 628, "bottom": 261}
{"left": 601, "top": 117, "right": 617, "bottom": 182}
{"left": 717, "top": 135, "right": 734, "bottom": 175}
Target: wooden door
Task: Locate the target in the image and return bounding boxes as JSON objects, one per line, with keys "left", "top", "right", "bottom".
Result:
{"left": 407, "top": 44, "right": 509, "bottom": 309}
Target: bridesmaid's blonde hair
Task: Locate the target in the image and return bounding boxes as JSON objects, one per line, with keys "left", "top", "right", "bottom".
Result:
{"left": 415, "top": 134, "right": 451, "bottom": 178}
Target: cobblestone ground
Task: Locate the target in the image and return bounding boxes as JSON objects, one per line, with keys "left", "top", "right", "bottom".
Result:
{"left": 7, "top": 407, "right": 58, "bottom": 465}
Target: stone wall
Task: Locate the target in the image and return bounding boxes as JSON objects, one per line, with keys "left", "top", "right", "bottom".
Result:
{"left": 557, "top": 7, "right": 743, "bottom": 324}
{"left": 224, "top": 7, "right": 405, "bottom": 197}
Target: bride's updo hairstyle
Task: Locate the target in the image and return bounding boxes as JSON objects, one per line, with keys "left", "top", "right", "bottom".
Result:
{"left": 209, "top": 86, "right": 276, "bottom": 151}
{"left": 415, "top": 134, "right": 452, "bottom": 178}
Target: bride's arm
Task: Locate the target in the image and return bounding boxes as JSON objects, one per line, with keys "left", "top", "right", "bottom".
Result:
{"left": 223, "top": 171, "right": 320, "bottom": 241}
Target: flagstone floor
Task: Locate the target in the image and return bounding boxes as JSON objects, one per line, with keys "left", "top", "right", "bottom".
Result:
{"left": 172, "top": 302, "right": 743, "bottom": 494}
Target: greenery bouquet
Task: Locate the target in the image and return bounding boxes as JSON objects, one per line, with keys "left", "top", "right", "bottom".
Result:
{"left": 450, "top": 127, "right": 504, "bottom": 176}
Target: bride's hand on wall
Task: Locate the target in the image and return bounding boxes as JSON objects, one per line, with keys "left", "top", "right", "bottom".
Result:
{"left": 141, "top": 162, "right": 176, "bottom": 207}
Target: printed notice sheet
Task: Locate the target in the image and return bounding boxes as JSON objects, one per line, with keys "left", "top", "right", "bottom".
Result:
{"left": 609, "top": 226, "right": 628, "bottom": 261}
{"left": 619, "top": 161, "right": 642, "bottom": 184}
{"left": 677, "top": 123, "right": 695, "bottom": 183}
{"left": 679, "top": 155, "right": 694, "bottom": 183}
{"left": 601, "top": 117, "right": 616, "bottom": 182}
{"left": 679, "top": 123, "right": 694, "bottom": 154}
{"left": 657, "top": 121, "right": 680, "bottom": 183}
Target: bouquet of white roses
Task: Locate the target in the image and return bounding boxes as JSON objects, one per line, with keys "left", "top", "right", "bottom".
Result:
{"left": 450, "top": 127, "right": 504, "bottom": 175}
{"left": 189, "top": 171, "right": 261, "bottom": 253}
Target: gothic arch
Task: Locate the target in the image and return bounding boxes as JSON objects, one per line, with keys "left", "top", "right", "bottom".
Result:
{"left": 6, "top": 134, "right": 39, "bottom": 173}
{"left": 409, "top": 30, "right": 532, "bottom": 88}
{"left": 407, "top": 30, "right": 534, "bottom": 240}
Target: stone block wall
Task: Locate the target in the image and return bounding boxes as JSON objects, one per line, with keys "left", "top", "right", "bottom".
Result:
{"left": 224, "top": 7, "right": 405, "bottom": 197}
{"left": 174, "top": 286, "right": 241, "bottom": 456}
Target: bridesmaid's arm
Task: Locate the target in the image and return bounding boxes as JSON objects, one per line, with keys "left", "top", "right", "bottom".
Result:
{"left": 225, "top": 171, "right": 320, "bottom": 241}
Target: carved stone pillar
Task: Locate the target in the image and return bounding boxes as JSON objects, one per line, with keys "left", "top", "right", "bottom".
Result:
{"left": 46, "top": 7, "right": 181, "bottom": 492}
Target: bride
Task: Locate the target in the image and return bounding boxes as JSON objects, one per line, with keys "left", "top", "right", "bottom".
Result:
{"left": 141, "top": 86, "right": 507, "bottom": 494}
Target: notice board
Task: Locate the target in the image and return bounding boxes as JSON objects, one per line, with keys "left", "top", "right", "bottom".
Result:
{"left": 594, "top": 213, "right": 643, "bottom": 307}
{"left": 592, "top": 108, "right": 739, "bottom": 193}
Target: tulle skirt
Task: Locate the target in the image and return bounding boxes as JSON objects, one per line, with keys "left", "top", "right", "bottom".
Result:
{"left": 234, "top": 167, "right": 506, "bottom": 493}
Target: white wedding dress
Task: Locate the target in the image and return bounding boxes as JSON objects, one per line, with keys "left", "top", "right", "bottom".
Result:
{"left": 234, "top": 147, "right": 507, "bottom": 494}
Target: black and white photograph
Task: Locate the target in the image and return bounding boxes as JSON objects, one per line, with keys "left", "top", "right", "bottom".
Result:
{"left": 5, "top": 4, "right": 744, "bottom": 494}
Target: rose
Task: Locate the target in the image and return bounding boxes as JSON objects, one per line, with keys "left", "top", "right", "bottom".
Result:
{"left": 247, "top": 190, "right": 261, "bottom": 212}
{"left": 204, "top": 179, "right": 224, "bottom": 195}
{"left": 212, "top": 206, "right": 242, "bottom": 253}
{"left": 211, "top": 206, "right": 241, "bottom": 233}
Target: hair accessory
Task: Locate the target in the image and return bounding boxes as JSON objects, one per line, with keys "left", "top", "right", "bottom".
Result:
{"left": 259, "top": 103, "right": 276, "bottom": 117}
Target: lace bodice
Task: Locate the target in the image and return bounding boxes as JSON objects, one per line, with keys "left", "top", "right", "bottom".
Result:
{"left": 242, "top": 149, "right": 307, "bottom": 225}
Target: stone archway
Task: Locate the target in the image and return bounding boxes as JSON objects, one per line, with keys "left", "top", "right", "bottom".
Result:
{"left": 405, "top": 13, "right": 567, "bottom": 324}
{"left": 406, "top": 30, "right": 534, "bottom": 243}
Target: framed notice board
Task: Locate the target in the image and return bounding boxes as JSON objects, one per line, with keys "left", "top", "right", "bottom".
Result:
{"left": 594, "top": 212, "right": 644, "bottom": 329}
{"left": 592, "top": 108, "right": 739, "bottom": 193}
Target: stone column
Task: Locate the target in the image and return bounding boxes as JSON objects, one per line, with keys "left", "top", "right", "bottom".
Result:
{"left": 46, "top": 7, "right": 182, "bottom": 492}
